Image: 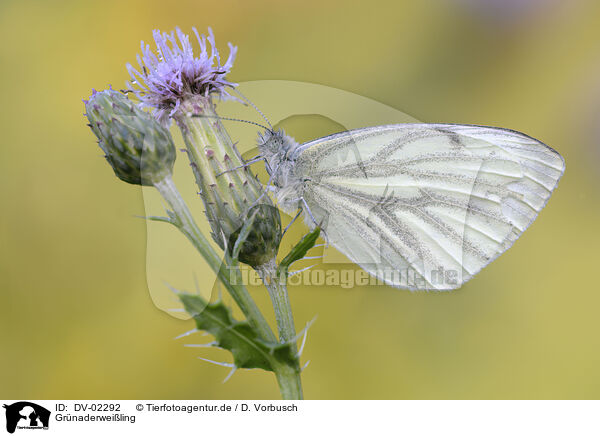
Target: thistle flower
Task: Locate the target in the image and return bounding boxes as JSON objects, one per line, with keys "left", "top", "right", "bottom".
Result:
{"left": 84, "top": 88, "right": 176, "bottom": 186}
{"left": 126, "top": 27, "right": 237, "bottom": 125}
{"left": 127, "top": 27, "right": 281, "bottom": 268}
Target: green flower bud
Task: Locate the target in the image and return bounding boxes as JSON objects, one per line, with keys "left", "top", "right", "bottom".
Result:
{"left": 194, "top": 152, "right": 282, "bottom": 267}
{"left": 84, "top": 89, "right": 176, "bottom": 186}
{"left": 177, "top": 97, "right": 282, "bottom": 268}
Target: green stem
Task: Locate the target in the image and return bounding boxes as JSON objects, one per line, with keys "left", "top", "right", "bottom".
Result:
{"left": 257, "top": 259, "right": 303, "bottom": 399}
{"left": 153, "top": 175, "right": 276, "bottom": 344}
{"left": 257, "top": 261, "right": 298, "bottom": 345}
{"left": 273, "top": 362, "right": 303, "bottom": 400}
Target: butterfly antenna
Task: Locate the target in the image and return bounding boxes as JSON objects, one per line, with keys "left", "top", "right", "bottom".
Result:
{"left": 234, "top": 88, "right": 273, "bottom": 131}
{"left": 191, "top": 114, "right": 270, "bottom": 131}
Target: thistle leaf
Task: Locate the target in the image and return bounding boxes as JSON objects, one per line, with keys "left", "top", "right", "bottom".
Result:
{"left": 230, "top": 207, "right": 258, "bottom": 261}
{"left": 179, "top": 293, "right": 297, "bottom": 372}
{"left": 278, "top": 227, "right": 321, "bottom": 276}
{"left": 144, "top": 215, "right": 174, "bottom": 224}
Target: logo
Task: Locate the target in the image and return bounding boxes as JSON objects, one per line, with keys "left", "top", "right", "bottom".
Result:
{"left": 3, "top": 402, "right": 50, "bottom": 433}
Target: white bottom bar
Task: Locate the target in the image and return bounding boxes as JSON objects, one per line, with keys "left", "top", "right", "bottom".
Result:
{"left": 1, "top": 400, "right": 598, "bottom": 435}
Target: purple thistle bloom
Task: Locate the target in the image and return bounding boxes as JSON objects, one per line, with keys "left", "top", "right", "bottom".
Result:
{"left": 126, "top": 27, "right": 238, "bottom": 125}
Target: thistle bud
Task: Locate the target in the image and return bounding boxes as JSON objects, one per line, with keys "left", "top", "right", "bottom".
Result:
{"left": 189, "top": 144, "right": 282, "bottom": 267}
{"left": 84, "top": 89, "right": 176, "bottom": 186}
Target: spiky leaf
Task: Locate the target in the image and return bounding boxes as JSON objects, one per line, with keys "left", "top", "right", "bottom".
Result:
{"left": 278, "top": 227, "right": 321, "bottom": 276}
{"left": 179, "top": 293, "right": 297, "bottom": 371}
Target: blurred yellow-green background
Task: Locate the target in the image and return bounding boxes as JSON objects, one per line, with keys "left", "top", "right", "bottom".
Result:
{"left": 2, "top": 0, "right": 600, "bottom": 399}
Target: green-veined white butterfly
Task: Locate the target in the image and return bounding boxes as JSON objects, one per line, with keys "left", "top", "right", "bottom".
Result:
{"left": 256, "top": 123, "right": 565, "bottom": 290}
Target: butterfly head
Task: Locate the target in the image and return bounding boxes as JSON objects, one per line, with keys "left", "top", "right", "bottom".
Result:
{"left": 257, "top": 128, "right": 298, "bottom": 169}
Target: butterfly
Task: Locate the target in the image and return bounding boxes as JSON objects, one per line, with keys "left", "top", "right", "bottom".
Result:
{"left": 255, "top": 123, "right": 565, "bottom": 290}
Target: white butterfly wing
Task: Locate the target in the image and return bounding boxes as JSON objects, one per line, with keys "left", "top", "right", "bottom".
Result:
{"left": 293, "top": 124, "right": 565, "bottom": 290}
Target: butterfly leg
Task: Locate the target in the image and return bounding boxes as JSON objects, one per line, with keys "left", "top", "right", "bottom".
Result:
{"left": 300, "top": 197, "right": 329, "bottom": 244}
{"left": 248, "top": 168, "right": 277, "bottom": 211}
{"left": 282, "top": 208, "right": 302, "bottom": 237}
{"left": 216, "top": 155, "right": 266, "bottom": 177}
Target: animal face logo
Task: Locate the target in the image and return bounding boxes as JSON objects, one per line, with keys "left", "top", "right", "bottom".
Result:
{"left": 3, "top": 402, "right": 50, "bottom": 434}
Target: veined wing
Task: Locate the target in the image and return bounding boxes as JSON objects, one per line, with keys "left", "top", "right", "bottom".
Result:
{"left": 294, "top": 124, "right": 565, "bottom": 290}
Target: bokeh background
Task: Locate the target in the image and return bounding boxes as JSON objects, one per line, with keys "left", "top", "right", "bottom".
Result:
{"left": 1, "top": 0, "right": 600, "bottom": 399}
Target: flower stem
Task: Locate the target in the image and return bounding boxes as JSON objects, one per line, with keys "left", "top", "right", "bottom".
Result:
{"left": 153, "top": 175, "right": 276, "bottom": 344}
{"left": 273, "top": 361, "right": 303, "bottom": 400}
{"left": 257, "top": 259, "right": 303, "bottom": 399}
{"left": 257, "top": 260, "right": 299, "bottom": 345}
